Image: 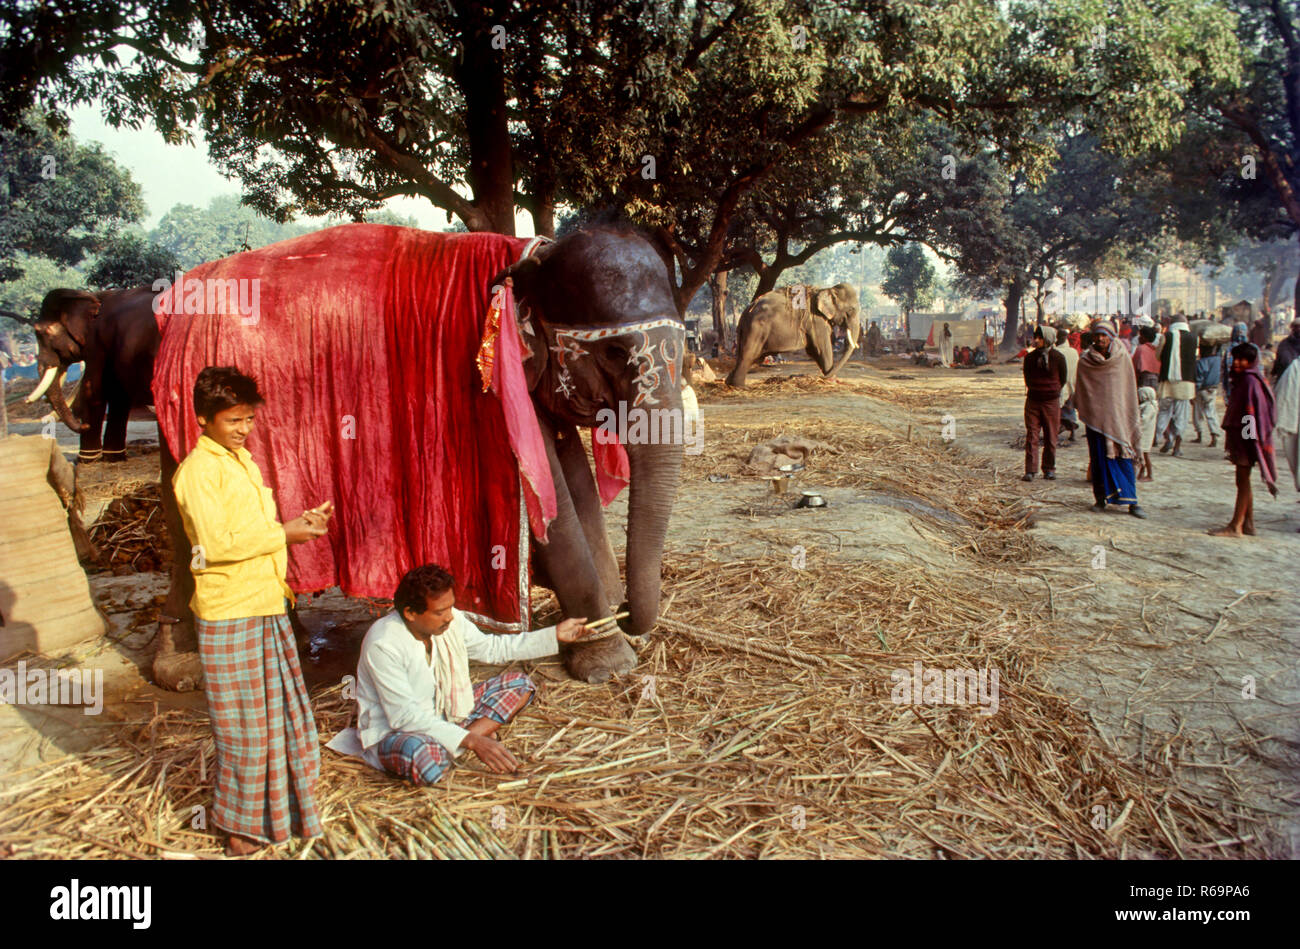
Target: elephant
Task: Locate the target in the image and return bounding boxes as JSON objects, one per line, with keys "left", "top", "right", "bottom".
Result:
{"left": 153, "top": 225, "right": 684, "bottom": 689}
{"left": 26, "top": 287, "right": 159, "bottom": 462}
{"left": 724, "top": 283, "right": 861, "bottom": 387}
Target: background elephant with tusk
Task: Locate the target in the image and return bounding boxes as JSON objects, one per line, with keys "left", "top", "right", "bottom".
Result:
{"left": 29, "top": 287, "right": 159, "bottom": 462}
{"left": 725, "top": 283, "right": 861, "bottom": 387}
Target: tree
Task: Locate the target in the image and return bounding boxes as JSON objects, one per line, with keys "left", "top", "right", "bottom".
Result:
{"left": 149, "top": 195, "right": 311, "bottom": 269}
{"left": 1, "top": 0, "right": 1244, "bottom": 320}
{"left": 1209, "top": 0, "right": 1300, "bottom": 312}
{"left": 881, "top": 243, "right": 936, "bottom": 334}
{"left": 87, "top": 232, "right": 179, "bottom": 287}
{"left": 0, "top": 110, "right": 145, "bottom": 283}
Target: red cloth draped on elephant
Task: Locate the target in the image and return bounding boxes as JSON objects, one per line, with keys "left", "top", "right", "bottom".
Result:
{"left": 153, "top": 223, "right": 599, "bottom": 631}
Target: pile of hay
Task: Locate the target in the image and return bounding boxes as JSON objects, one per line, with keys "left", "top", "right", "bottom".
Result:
{"left": 696, "top": 373, "right": 939, "bottom": 411}
{"left": 84, "top": 480, "right": 171, "bottom": 574}
{"left": 0, "top": 551, "right": 1271, "bottom": 858}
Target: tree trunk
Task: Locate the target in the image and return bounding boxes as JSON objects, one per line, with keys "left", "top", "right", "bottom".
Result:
{"left": 456, "top": 11, "right": 516, "bottom": 236}
{"left": 1001, "top": 279, "right": 1024, "bottom": 352}
{"left": 709, "top": 271, "right": 728, "bottom": 347}
{"left": 531, "top": 194, "right": 556, "bottom": 239}
{"left": 754, "top": 266, "right": 779, "bottom": 297}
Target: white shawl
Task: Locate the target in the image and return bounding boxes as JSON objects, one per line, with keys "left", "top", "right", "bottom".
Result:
{"left": 432, "top": 621, "right": 475, "bottom": 720}
{"left": 1276, "top": 360, "right": 1300, "bottom": 492}
{"left": 1166, "top": 321, "right": 1189, "bottom": 384}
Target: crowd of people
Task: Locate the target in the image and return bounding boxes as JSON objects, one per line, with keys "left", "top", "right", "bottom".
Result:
{"left": 1019, "top": 312, "right": 1300, "bottom": 535}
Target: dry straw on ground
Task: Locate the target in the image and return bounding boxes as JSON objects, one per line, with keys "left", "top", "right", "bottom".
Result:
{"left": 0, "top": 378, "right": 1279, "bottom": 858}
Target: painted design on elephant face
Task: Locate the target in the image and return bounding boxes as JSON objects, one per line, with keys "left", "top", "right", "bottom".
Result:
{"left": 549, "top": 317, "right": 685, "bottom": 408}
{"left": 549, "top": 337, "right": 589, "bottom": 398}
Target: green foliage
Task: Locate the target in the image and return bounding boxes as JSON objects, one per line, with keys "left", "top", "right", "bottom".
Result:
{"left": 0, "top": 110, "right": 145, "bottom": 282}
{"left": 86, "top": 231, "right": 179, "bottom": 287}
{"left": 0, "top": 254, "right": 86, "bottom": 331}
{"left": 881, "top": 244, "right": 937, "bottom": 316}
{"left": 362, "top": 208, "right": 420, "bottom": 228}
{"left": 149, "top": 195, "right": 311, "bottom": 269}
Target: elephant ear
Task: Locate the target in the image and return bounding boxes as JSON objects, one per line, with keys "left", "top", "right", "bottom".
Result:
{"left": 490, "top": 255, "right": 549, "bottom": 391}
{"left": 813, "top": 288, "right": 838, "bottom": 322}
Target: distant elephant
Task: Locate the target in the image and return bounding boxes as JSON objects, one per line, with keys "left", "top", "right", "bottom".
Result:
{"left": 152, "top": 224, "right": 683, "bottom": 689}
{"left": 27, "top": 287, "right": 159, "bottom": 462}
{"left": 725, "top": 283, "right": 861, "bottom": 387}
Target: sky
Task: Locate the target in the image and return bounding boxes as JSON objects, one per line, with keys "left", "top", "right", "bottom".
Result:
{"left": 67, "top": 103, "right": 534, "bottom": 235}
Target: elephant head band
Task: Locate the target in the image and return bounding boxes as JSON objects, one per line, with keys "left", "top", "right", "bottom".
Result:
{"left": 520, "top": 314, "right": 685, "bottom": 406}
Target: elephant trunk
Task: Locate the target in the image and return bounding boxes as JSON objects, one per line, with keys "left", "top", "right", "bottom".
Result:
{"left": 623, "top": 403, "right": 685, "bottom": 635}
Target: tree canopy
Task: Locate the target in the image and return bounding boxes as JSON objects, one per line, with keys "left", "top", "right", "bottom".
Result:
{"left": 0, "top": 110, "right": 145, "bottom": 283}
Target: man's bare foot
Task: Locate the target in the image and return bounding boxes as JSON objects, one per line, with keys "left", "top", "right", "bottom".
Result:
{"left": 226, "top": 834, "right": 262, "bottom": 857}
{"left": 1137, "top": 474, "right": 1152, "bottom": 482}
{"left": 1207, "top": 525, "right": 1243, "bottom": 537}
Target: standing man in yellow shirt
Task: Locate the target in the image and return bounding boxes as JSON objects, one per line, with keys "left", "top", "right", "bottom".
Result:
{"left": 173, "top": 366, "right": 333, "bottom": 856}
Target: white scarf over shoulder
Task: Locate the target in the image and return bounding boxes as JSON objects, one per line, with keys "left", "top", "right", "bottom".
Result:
{"left": 1166, "top": 321, "right": 1189, "bottom": 384}
{"left": 432, "top": 620, "right": 475, "bottom": 720}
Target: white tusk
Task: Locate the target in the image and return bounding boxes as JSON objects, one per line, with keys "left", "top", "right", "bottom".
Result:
{"left": 26, "top": 366, "right": 58, "bottom": 402}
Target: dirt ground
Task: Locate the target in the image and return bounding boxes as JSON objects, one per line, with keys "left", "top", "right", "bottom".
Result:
{"left": 1, "top": 354, "right": 1296, "bottom": 857}
{"left": 689, "top": 357, "right": 1299, "bottom": 851}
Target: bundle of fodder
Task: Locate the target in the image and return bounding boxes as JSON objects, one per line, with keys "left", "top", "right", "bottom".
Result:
{"left": 86, "top": 480, "right": 171, "bottom": 574}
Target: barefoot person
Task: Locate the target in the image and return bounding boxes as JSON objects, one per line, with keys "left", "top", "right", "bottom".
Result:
{"left": 1137, "top": 385, "right": 1158, "bottom": 482}
{"left": 1211, "top": 343, "right": 1278, "bottom": 537}
{"left": 173, "top": 366, "right": 333, "bottom": 855}
{"left": 1074, "top": 320, "right": 1147, "bottom": 518}
{"left": 336, "top": 564, "right": 594, "bottom": 786}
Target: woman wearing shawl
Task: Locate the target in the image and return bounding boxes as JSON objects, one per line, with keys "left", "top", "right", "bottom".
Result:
{"left": 1074, "top": 320, "right": 1147, "bottom": 517}
{"left": 1210, "top": 343, "right": 1278, "bottom": 537}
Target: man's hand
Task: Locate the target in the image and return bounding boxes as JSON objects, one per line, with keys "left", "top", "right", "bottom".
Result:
{"left": 462, "top": 732, "right": 519, "bottom": 773}
{"left": 283, "top": 515, "right": 328, "bottom": 545}
{"left": 555, "top": 616, "right": 591, "bottom": 644}
{"left": 302, "top": 500, "right": 335, "bottom": 529}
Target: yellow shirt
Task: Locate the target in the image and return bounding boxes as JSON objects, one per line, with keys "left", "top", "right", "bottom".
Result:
{"left": 172, "top": 434, "right": 293, "bottom": 620}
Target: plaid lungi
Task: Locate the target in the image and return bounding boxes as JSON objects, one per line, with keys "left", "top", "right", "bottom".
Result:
{"left": 196, "top": 612, "right": 323, "bottom": 843}
{"left": 377, "top": 671, "right": 535, "bottom": 787}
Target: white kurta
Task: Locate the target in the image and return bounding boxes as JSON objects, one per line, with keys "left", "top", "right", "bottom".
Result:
{"left": 329, "top": 608, "right": 558, "bottom": 770}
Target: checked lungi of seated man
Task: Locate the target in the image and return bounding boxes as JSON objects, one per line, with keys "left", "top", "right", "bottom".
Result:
{"left": 341, "top": 564, "right": 594, "bottom": 784}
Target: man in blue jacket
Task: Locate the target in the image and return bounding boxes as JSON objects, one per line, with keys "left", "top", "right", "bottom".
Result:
{"left": 1192, "top": 341, "right": 1223, "bottom": 448}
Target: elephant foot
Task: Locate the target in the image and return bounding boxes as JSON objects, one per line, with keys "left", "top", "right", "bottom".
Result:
{"left": 561, "top": 632, "right": 638, "bottom": 684}
{"left": 153, "top": 649, "right": 205, "bottom": 692}
{"left": 153, "top": 619, "right": 203, "bottom": 691}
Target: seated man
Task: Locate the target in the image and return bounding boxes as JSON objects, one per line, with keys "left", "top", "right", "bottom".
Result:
{"left": 341, "top": 564, "right": 592, "bottom": 785}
